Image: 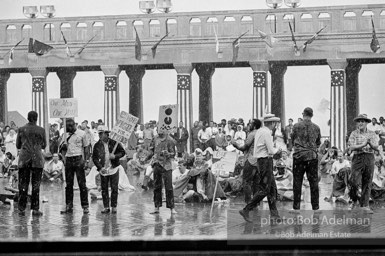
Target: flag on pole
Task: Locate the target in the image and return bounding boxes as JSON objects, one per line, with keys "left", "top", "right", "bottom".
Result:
{"left": 288, "top": 22, "right": 300, "bottom": 56}
{"left": 151, "top": 32, "right": 169, "bottom": 58}
{"left": 8, "top": 38, "right": 24, "bottom": 64}
{"left": 213, "top": 23, "right": 220, "bottom": 53}
{"left": 75, "top": 34, "right": 97, "bottom": 56}
{"left": 134, "top": 27, "right": 142, "bottom": 61}
{"left": 60, "top": 30, "right": 72, "bottom": 57}
{"left": 302, "top": 26, "right": 327, "bottom": 52}
{"left": 370, "top": 17, "right": 380, "bottom": 53}
{"left": 232, "top": 31, "right": 248, "bottom": 65}
{"left": 257, "top": 29, "right": 279, "bottom": 55}
{"left": 28, "top": 38, "right": 53, "bottom": 56}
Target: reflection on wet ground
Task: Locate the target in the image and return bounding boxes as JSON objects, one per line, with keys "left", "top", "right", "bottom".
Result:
{"left": 0, "top": 173, "right": 384, "bottom": 241}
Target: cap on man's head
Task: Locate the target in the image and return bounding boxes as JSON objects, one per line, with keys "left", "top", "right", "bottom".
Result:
{"left": 98, "top": 119, "right": 103, "bottom": 124}
{"left": 303, "top": 107, "right": 313, "bottom": 117}
{"left": 82, "top": 120, "right": 88, "bottom": 124}
{"left": 97, "top": 125, "right": 110, "bottom": 133}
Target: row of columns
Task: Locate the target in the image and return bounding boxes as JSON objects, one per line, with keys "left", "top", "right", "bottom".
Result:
{"left": 249, "top": 59, "right": 361, "bottom": 151}
{"left": 0, "top": 59, "right": 361, "bottom": 151}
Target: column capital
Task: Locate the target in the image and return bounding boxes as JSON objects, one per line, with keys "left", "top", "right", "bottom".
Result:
{"left": 101, "top": 65, "right": 121, "bottom": 76}
{"left": 0, "top": 71, "right": 10, "bottom": 82}
{"left": 195, "top": 63, "right": 215, "bottom": 78}
{"left": 346, "top": 59, "right": 362, "bottom": 73}
{"left": 249, "top": 61, "right": 269, "bottom": 72}
{"left": 57, "top": 67, "right": 77, "bottom": 80}
{"left": 29, "top": 67, "right": 48, "bottom": 78}
{"left": 269, "top": 62, "right": 287, "bottom": 76}
{"left": 125, "top": 66, "right": 145, "bottom": 79}
{"left": 174, "top": 63, "right": 194, "bottom": 75}
{"left": 327, "top": 59, "right": 348, "bottom": 70}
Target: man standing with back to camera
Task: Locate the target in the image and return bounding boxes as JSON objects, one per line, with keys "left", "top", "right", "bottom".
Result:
{"left": 291, "top": 107, "right": 321, "bottom": 213}
{"left": 16, "top": 111, "right": 46, "bottom": 216}
{"left": 60, "top": 118, "right": 90, "bottom": 215}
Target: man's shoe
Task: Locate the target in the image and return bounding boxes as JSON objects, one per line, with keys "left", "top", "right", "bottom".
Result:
{"left": 170, "top": 208, "right": 177, "bottom": 214}
{"left": 111, "top": 207, "right": 117, "bottom": 214}
{"left": 101, "top": 208, "right": 110, "bottom": 214}
{"left": 60, "top": 208, "right": 73, "bottom": 214}
{"left": 349, "top": 202, "right": 360, "bottom": 210}
{"left": 150, "top": 207, "right": 160, "bottom": 214}
{"left": 239, "top": 209, "right": 252, "bottom": 223}
{"left": 361, "top": 206, "right": 374, "bottom": 214}
{"left": 32, "top": 210, "right": 43, "bottom": 216}
{"left": 83, "top": 208, "right": 89, "bottom": 214}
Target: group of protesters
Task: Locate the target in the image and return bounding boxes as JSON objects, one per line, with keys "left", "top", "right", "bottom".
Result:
{"left": 1, "top": 108, "right": 385, "bottom": 222}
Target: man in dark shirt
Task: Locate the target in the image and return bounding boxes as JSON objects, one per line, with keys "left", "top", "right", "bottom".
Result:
{"left": 190, "top": 121, "right": 200, "bottom": 152}
{"left": 150, "top": 130, "right": 177, "bottom": 215}
{"left": 16, "top": 111, "right": 46, "bottom": 216}
{"left": 291, "top": 107, "right": 321, "bottom": 212}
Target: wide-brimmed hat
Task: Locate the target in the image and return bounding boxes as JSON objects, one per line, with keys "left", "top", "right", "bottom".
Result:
{"left": 97, "top": 125, "right": 110, "bottom": 133}
{"left": 353, "top": 114, "right": 371, "bottom": 123}
{"left": 264, "top": 113, "right": 280, "bottom": 122}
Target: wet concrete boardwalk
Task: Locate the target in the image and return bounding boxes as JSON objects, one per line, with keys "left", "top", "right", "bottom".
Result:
{"left": 0, "top": 174, "right": 384, "bottom": 242}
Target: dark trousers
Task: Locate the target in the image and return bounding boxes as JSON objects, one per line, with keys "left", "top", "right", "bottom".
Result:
{"left": 153, "top": 163, "right": 174, "bottom": 209}
{"left": 349, "top": 153, "right": 374, "bottom": 207}
{"left": 243, "top": 160, "right": 257, "bottom": 204}
{"left": 65, "top": 156, "right": 89, "bottom": 209}
{"left": 18, "top": 166, "right": 43, "bottom": 211}
{"left": 101, "top": 171, "right": 119, "bottom": 208}
{"left": 293, "top": 158, "right": 319, "bottom": 210}
{"left": 244, "top": 157, "right": 278, "bottom": 215}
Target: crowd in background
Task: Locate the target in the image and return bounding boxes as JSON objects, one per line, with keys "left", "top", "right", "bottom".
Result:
{"left": 1, "top": 113, "right": 385, "bottom": 207}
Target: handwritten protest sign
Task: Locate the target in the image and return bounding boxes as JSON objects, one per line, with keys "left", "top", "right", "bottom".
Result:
{"left": 211, "top": 151, "right": 238, "bottom": 178}
{"left": 110, "top": 111, "right": 139, "bottom": 145}
{"left": 49, "top": 98, "right": 78, "bottom": 118}
{"left": 158, "top": 104, "right": 178, "bottom": 134}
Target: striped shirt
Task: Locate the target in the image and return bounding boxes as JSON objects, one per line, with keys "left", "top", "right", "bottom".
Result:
{"left": 348, "top": 128, "right": 379, "bottom": 154}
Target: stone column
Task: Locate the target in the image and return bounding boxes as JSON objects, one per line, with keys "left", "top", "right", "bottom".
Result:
{"left": 195, "top": 63, "right": 215, "bottom": 124}
{"left": 0, "top": 71, "right": 10, "bottom": 124}
{"left": 125, "top": 66, "right": 145, "bottom": 123}
{"left": 57, "top": 67, "right": 77, "bottom": 98}
{"left": 345, "top": 59, "right": 361, "bottom": 137}
{"left": 250, "top": 61, "right": 269, "bottom": 119}
{"left": 174, "top": 63, "right": 194, "bottom": 153}
{"left": 101, "top": 65, "right": 121, "bottom": 130}
{"left": 328, "top": 59, "right": 348, "bottom": 150}
{"left": 269, "top": 62, "right": 287, "bottom": 126}
{"left": 29, "top": 67, "right": 49, "bottom": 152}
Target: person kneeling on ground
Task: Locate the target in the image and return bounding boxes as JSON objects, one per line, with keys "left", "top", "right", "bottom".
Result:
{"left": 43, "top": 153, "right": 65, "bottom": 182}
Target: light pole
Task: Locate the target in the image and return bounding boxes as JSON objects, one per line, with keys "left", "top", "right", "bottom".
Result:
{"left": 139, "top": 0, "right": 156, "bottom": 14}
{"left": 23, "top": 6, "right": 39, "bottom": 19}
{"left": 40, "top": 5, "right": 56, "bottom": 41}
{"left": 139, "top": 0, "right": 173, "bottom": 33}
{"left": 284, "top": 0, "right": 301, "bottom": 32}
{"left": 139, "top": 0, "right": 172, "bottom": 13}
{"left": 266, "top": 0, "right": 283, "bottom": 33}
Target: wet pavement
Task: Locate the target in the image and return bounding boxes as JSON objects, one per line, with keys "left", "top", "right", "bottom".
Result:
{"left": 0, "top": 173, "right": 385, "bottom": 242}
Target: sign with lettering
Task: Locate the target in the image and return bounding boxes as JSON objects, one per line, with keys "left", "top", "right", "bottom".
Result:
{"left": 49, "top": 98, "right": 78, "bottom": 118}
{"left": 211, "top": 151, "right": 238, "bottom": 178}
{"left": 158, "top": 104, "right": 178, "bottom": 134}
{"left": 110, "top": 111, "right": 139, "bottom": 144}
